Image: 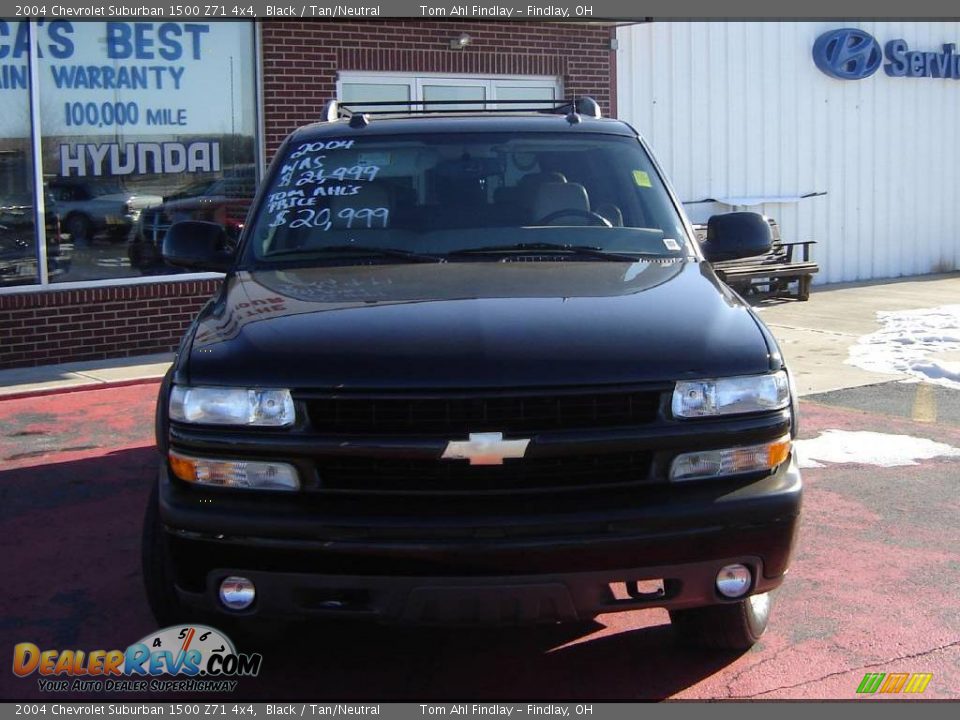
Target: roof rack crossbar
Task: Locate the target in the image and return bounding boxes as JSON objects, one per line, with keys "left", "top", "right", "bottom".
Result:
{"left": 321, "top": 96, "right": 602, "bottom": 122}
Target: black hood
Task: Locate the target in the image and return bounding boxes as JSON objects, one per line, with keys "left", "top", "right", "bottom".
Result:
{"left": 185, "top": 260, "right": 774, "bottom": 390}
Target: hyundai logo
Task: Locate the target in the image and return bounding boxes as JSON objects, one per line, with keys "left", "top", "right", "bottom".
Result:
{"left": 813, "top": 28, "right": 883, "bottom": 80}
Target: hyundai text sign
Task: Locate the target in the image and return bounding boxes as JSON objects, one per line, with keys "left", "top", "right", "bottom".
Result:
{"left": 813, "top": 28, "right": 960, "bottom": 80}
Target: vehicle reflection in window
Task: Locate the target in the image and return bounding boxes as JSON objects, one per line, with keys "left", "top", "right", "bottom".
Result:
{"left": 47, "top": 179, "right": 163, "bottom": 245}
{"left": 129, "top": 165, "right": 255, "bottom": 274}
{"left": 0, "top": 191, "right": 70, "bottom": 286}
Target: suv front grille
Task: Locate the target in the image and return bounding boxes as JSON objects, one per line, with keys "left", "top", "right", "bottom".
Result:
{"left": 316, "top": 451, "right": 653, "bottom": 495}
{"left": 302, "top": 389, "right": 662, "bottom": 435}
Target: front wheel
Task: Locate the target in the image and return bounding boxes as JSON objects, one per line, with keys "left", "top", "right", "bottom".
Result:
{"left": 669, "top": 592, "right": 772, "bottom": 650}
{"left": 65, "top": 213, "right": 93, "bottom": 243}
{"left": 129, "top": 239, "right": 161, "bottom": 272}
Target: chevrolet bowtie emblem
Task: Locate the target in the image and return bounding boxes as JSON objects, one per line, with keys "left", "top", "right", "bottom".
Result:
{"left": 441, "top": 432, "right": 531, "bottom": 466}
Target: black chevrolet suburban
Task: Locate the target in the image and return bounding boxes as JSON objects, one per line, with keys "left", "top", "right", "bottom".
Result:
{"left": 143, "top": 98, "right": 802, "bottom": 650}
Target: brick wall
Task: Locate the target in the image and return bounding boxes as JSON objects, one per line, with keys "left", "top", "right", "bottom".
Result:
{"left": 0, "top": 20, "right": 614, "bottom": 370}
{"left": 0, "top": 280, "right": 220, "bottom": 370}
{"left": 261, "top": 20, "right": 615, "bottom": 159}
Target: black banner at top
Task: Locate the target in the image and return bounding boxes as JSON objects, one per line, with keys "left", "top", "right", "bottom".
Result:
{"left": 1, "top": 0, "right": 959, "bottom": 20}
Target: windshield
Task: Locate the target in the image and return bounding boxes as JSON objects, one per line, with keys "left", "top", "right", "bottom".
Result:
{"left": 244, "top": 132, "right": 690, "bottom": 264}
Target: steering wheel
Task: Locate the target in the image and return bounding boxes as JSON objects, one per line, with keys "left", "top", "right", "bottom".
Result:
{"left": 534, "top": 209, "right": 613, "bottom": 227}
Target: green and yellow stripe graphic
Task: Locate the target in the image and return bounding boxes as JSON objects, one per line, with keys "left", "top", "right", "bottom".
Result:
{"left": 857, "top": 672, "right": 932, "bottom": 694}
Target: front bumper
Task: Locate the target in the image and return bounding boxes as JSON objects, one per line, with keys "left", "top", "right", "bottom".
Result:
{"left": 157, "top": 456, "right": 802, "bottom": 625}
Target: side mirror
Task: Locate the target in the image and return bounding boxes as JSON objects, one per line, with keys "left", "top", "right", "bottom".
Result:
{"left": 162, "top": 220, "right": 234, "bottom": 272}
{"left": 701, "top": 212, "right": 773, "bottom": 263}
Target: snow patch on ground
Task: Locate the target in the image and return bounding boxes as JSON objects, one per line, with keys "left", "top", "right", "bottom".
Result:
{"left": 796, "top": 429, "right": 960, "bottom": 468}
{"left": 847, "top": 305, "right": 960, "bottom": 389}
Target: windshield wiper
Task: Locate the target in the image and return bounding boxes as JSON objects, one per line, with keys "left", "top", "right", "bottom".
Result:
{"left": 446, "top": 242, "right": 672, "bottom": 262}
{"left": 262, "top": 245, "right": 444, "bottom": 264}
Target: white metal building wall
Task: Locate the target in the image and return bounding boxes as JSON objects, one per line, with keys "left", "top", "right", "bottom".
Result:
{"left": 616, "top": 21, "right": 960, "bottom": 284}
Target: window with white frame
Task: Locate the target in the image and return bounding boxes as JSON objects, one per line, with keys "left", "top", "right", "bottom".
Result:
{"left": 337, "top": 73, "right": 562, "bottom": 112}
{"left": 0, "top": 20, "right": 259, "bottom": 289}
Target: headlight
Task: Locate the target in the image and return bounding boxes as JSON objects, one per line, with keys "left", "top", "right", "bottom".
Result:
{"left": 672, "top": 371, "right": 790, "bottom": 418}
{"left": 168, "top": 451, "right": 299, "bottom": 491}
{"left": 169, "top": 385, "right": 295, "bottom": 426}
{"left": 670, "top": 436, "right": 792, "bottom": 482}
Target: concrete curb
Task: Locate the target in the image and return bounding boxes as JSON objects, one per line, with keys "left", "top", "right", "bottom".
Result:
{"left": 0, "top": 352, "right": 173, "bottom": 402}
{"left": 0, "top": 376, "right": 163, "bottom": 402}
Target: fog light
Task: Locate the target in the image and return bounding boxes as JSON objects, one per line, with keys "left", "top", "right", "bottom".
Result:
{"left": 716, "top": 564, "right": 752, "bottom": 598}
{"left": 219, "top": 576, "right": 256, "bottom": 610}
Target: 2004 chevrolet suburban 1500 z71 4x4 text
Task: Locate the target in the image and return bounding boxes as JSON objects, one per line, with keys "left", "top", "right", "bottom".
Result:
{"left": 143, "top": 98, "right": 802, "bottom": 650}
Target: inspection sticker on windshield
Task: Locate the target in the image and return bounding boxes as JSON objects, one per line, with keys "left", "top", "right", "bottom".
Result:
{"left": 663, "top": 238, "right": 680, "bottom": 251}
{"left": 632, "top": 170, "right": 652, "bottom": 187}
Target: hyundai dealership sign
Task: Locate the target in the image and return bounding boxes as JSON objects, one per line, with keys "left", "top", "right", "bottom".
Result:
{"left": 813, "top": 28, "right": 960, "bottom": 80}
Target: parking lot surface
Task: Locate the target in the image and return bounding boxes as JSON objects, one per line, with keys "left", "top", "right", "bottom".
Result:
{"left": 2, "top": 380, "right": 958, "bottom": 700}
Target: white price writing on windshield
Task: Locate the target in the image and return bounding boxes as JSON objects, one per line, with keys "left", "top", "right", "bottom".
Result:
{"left": 337, "top": 207, "right": 389, "bottom": 229}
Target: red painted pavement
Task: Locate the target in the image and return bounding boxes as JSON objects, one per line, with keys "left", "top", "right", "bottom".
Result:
{"left": 1, "top": 383, "right": 958, "bottom": 700}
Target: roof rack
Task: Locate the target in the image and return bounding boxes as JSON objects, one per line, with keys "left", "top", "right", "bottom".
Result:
{"left": 322, "top": 96, "right": 602, "bottom": 126}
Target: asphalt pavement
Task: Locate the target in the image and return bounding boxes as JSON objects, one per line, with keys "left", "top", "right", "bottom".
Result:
{"left": 1, "top": 382, "right": 958, "bottom": 700}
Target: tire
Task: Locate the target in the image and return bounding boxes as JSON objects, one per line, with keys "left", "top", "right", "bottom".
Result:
{"left": 65, "top": 213, "right": 93, "bottom": 242}
{"left": 106, "top": 226, "right": 131, "bottom": 243}
{"left": 141, "top": 482, "right": 188, "bottom": 627}
{"left": 129, "top": 239, "right": 161, "bottom": 272}
{"left": 669, "top": 592, "right": 772, "bottom": 651}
